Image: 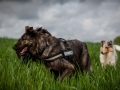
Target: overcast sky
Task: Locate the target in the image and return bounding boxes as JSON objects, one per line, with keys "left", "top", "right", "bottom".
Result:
{"left": 0, "top": 0, "right": 120, "bottom": 42}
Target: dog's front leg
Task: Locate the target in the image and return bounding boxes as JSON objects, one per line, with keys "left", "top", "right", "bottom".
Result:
{"left": 60, "top": 69, "right": 74, "bottom": 82}
{"left": 50, "top": 69, "right": 60, "bottom": 80}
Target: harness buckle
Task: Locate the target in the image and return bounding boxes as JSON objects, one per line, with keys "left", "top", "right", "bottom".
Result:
{"left": 62, "top": 50, "right": 73, "bottom": 57}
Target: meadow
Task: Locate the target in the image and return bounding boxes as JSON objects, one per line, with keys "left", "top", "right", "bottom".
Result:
{"left": 0, "top": 37, "right": 120, "bottom": 90}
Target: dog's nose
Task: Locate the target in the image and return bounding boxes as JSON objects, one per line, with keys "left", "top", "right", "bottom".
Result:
{"left": 101, "top": 52, "right": 104, "bottom": 54}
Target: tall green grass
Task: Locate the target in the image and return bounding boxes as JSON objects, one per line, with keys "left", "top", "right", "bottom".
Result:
{"left": 0, "top": 37, "right": 120, "bottom": 90}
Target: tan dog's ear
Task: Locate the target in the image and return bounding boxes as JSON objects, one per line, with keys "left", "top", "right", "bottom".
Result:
{"left": 101, "top": 40, "right": 105, "bottom": 46}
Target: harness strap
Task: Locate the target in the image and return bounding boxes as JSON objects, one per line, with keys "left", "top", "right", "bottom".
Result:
{"left": 44, "top": 38, "right": 74, "bottom": 62}
{"left": 44, "top": 53, "right": 62, "bottom": 61}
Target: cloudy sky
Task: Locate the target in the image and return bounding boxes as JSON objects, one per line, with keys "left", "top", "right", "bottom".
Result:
{"left": 0, "top": 0, "right": 120, "bottom": 42}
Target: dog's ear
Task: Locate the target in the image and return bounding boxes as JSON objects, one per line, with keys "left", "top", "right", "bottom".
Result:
{"left": 42, "top": 29, "right": 51, "bottom": 36}
{"left": 36, "top": 27, "right": 42, "bottom": 32}
{"left": 25, "top": 26, "right": 38, "bottom": 36}
{"left": 25, "top": 26, "right": 29, "bottom": 31}
{"left": 101, "top": 40, "right": 105, "bottom": 46}
{"left": 43, "top": 33, "right": 51, "bottom": 39}
{"left": 25, "top": 26, "right": 33, "bottom": 33}
{"left": 41, "top": 29, "right": 51, "bottom": 39}
{"left": 108, "top": 40, "right": 113, "bottom": 46}
{"left": 110, "top": 40, "right": 112, "bottom": 44}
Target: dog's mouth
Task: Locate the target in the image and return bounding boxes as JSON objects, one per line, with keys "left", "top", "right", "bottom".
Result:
{"left": 101, "top": 51, "right": 109, "bottom": 55}
{"left": 19, "top": 47, "right": 28, "bottom": 56}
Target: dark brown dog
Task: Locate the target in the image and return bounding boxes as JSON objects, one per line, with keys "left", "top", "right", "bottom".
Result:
{"left": 13, "top": 26, "right": 92, "bottom": 82}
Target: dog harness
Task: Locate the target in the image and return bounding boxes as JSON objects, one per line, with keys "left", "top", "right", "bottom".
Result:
{"left": 44, "top": 38, "right": 74, "bottom": 62}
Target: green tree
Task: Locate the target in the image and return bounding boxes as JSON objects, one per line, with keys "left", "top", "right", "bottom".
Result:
{"left": 114, "top": 36, "right": 120, "bottom": 45}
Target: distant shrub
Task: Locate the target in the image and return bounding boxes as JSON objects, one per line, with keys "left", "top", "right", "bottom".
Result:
{"left": 114, "top": 36, "right": 120, "bottom": 45}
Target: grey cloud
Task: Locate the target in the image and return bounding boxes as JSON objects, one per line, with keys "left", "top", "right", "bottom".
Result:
{"left": 0, "top": 0, "right": 70, "bottom": 20}
{"left": 0, "top": 0, "right": 120, "bottom": 42}
{"left": 0, "top": 1, "right": 40, "bottom": 20}
{"left": 0, "top": 0, "right": 31, "bottom": 2}
{"left": 0, "top": 0, "right": 85, "bottom": 4}
{"left": 0, "top": 0, "right": 104, "bottom": 20}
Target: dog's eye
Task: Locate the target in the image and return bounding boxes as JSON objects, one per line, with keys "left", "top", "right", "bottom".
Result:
{"left": 22, "top": 38, "right": 29, "bottom": 40}
{"left": 108, "top": 42, "right": 112, "bottom": 46}
{"left": 108, "top": 44, "right": 112, "bottom": 47}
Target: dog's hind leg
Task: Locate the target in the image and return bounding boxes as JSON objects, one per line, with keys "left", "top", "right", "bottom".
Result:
{"left": 80, "top": 43, "right": 93, "bottom": 75}
{"left": 59, "top": 60, "right": 75, "bottom": 82}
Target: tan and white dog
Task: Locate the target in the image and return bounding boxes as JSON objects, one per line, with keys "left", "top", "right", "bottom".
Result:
{"left": 100, "top": 40, "right": 120, "bottom": 67}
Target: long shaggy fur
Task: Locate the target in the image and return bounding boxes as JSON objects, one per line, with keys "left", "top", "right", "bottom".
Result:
{"left": 100, "top": 40, "right": 120, "bottom": 67}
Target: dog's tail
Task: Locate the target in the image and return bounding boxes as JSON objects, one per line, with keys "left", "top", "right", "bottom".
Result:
{"left": 114, "top": 45, "right": 120, "bottom": 51}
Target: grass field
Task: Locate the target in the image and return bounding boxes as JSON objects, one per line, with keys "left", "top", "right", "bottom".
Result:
{"left": 0, "top": 37, "right": 120, "bottom": 90}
